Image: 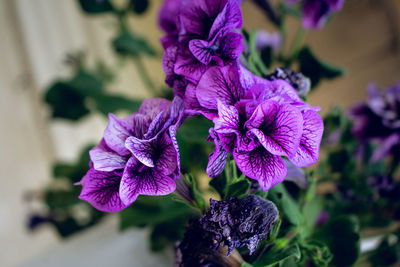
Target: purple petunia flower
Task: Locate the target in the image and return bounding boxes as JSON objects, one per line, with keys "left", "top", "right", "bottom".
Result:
{"left": 159, "top": 0, "right": 244, "bottom": 105}
{"left": 200, "top": 196, "right": 278, "bottom": 255}
{"left": 349, "top": 82, "right": 400, "bottom": 161}
{"left": 194, "top": 65, "right": 323, "bottom": 190}
{"left": 286, "top": 0, "right": 344, "bottom": 29}
{"left": 77, "top": 97, "right": 185, "bottom": 212}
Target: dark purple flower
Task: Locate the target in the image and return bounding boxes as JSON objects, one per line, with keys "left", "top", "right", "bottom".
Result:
{"left": 196, "top": 65, "right": 323, "bottom": 190}
{"left": 159, "top": 0, "right": 244, "bottom": 105}
{"left": 263, "top": 67, "right": 311, "bottom": 97}
{"left": 349, "top": 82, "right": 400, "bottom": 161}
{"left": 200, "top": 196, "right": 278, "bottom": 255}
{"left": 176, "top": 220, "right": 242, "bottom": 267}
{"left": 286, "top": 0, "right": 344, "bottom": 29}
{"left": 77, "top": 97, "right": 185, "bottom": 212}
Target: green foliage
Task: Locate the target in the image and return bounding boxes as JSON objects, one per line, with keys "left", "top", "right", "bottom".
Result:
{"left": 119, "top": 195, "right": 193, "bottom": 230}
{"left": 77, "top": 0, "right": 114, "bottom": 14}
{"left": 251, "top": 243, "right": 301, "bottom": 267}
{"left": 226, "top": 179, "right": 251, "bottom": 198}
{"left": 45, "top": 81, "right": 90, "bottom": 120}
{"left": 112, "top": 31, "right": 156, "bottom": 57}
{"left": 313, "top": 216, "right": 360, "bottom": 266}
{"left": 298, "top": 47, "right": 346, "bottom": 88}
{"left": 130, "top": 0, "right": 149, "bottom": 14}
{"left": 368, "top": 231, "right": 400, "bottom": 267}
{"left": 44, "top": 68, "right": 141, "bottom": 121}
{"left": 300, "top": 241, "right": 333, "bottom": 267}
{"left": 268, "top": 183, "right": 304, "bottom": 226}
{"left": 93, "top": 94, "right": 142, "bottom": 115}
{"left": 119, "top": 195, "right": 195, "bottom": 252}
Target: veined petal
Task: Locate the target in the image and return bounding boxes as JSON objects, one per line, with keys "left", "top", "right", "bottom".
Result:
{"left": 104, "top": 114, "right": 133, "bottom": 156}
{"left": 207, "top": 128, "right": 228, "bottom": 177}
{"left": 249, "top": 101, "right": 303, "bottom": 157}
{"left": 89, "top": 141, "right": 127, "bottom": 171}
{"left": 209, "top": 0, "right": 242, "bottom": 38}
{"left": 214, "top": 100, "right": 240, "bottom": 134}
{"left": 189, "top": 39, "right": 214, "bottom": 65}
{"left": 120, "top": 157, "right": 176, "bottom": 205}
{"left": 289, "top": 110, "right": 324, "bottom": 167}
{"left": 233, "top": 147, "right": 287, "bottom": 191}
{"left": 78, "top": 169, "right": 127, "bottom": 212}
{"left": 125, "top": 136, "right": 155, "bottom": 167}
{"left": 156, "top": 133, "right": 178, "bottom": 176}
{"left": 196, "top": 66, "right": 245, "bottom": 110}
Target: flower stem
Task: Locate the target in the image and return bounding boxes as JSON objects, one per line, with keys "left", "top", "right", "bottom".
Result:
{"left": 132, "top": 56, "right": 158, "bottom": 96}
{"left": 286, "top": 27, "right": 307, "bottom": 67}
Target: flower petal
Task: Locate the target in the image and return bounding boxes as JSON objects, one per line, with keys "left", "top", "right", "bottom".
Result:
{"left": 196, "top": 66, "right": 245, "bottom": 110}
{"left": 78, "top": 169, "right": 127, "bottom": 212}
{"left": 103, "top": 114, "right": 133, "bottom": 156}
{"left": 248, "top": 100, "right": 303, "bottom": 157}
{"left": 89, "top": 140, "right": 127, "bottom": 171}
{"left": 214, "top": 100, "right": 240, "bottom": 134}
{"left": 125, "top": 137, "right": 155, "bottom": 167}
{"left": 120, "top": 157, "right": 176, "bottom": 205}
{"left": 233, "top": 147, "right": 287, "bottom": 191}
{"left": 207, "top": 128, "right": 228, "bottom": 177}
{"left": 289, "top": 110, "right": 324, "bottom": 167}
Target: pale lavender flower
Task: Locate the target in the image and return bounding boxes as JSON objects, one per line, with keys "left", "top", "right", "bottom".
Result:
{"left": 77, "top": 97, "right": 185, "bottom": 212}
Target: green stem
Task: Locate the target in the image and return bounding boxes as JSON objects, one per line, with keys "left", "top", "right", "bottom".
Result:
{"left": 132, "top": 56, "right": 158, "bottom": 96}
{"left": 286, "top": 27, "right": 307, "bottom": 67}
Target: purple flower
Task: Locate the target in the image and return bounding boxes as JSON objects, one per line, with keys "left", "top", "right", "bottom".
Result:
{"left": 200, "top": 196, "right": 278, "bottom": 255}
{"left": 195, "top": 65, "right": 323, "bottom": 190}
{"left": 159, "top": 0, "right": 244, "bottom": 106}
{"left": 349, "top": 82, "right": 400, "bottom": 161}
{"left": 77, "top": 97, "right": 185, "bottom": 212}
{"left": 287, "top": 0, "right": 344, "bottom": 29}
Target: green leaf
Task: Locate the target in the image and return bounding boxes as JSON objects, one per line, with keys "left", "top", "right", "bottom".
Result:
{"left": 268, "top": 183, "right": 304, "bottom": 226}
{"left": 178, "top": 116, "right": 213, "bottom": 142}
{"left": 69, "top": 70, "right": 103, "bottom": 97}
{"left": 314, "top": 216, "right": 360, "bottom": 266}
{"left": 45, "top": 81, "right": 90, "bottom": 121}
{"left": 298, "top": 47, "right": 346, "bottom": 88}
{"left": 226, "top": 179, "right": 251, "bottom": 198}
{"left": 130, "top": 0, "right": 149, "bottom": 14}
{"left": 149, "top": 216, "right": 189, "bottom": 252}
{"left": 252, "top": 244, "right": 301, "bottom": 266}
{"left": 93, "top": 94, "right": 142, "bottom": 115}
{"left": 112, "top": 31, "right": 156, "bottom": 57}
{"left": 209, "top": 176, "right": 228, "bottom": 199}
{"left": 185, "top": 174, "right": 206, "bottom": 211}
{"left": 301, "top": 241, "right": 333, "bottom": 267}
{"left": 119, "top": 195, "right": 192, "bottom": 230}
{"left": 278, "top": 2, "right": 301, "bottom": 18}
{"left": 77, "top": 0, "right": 114, "bottom": 14}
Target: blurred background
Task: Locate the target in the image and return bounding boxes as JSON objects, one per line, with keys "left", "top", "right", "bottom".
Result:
{"left": 1, "top": 0, "right": 400, "bottom": 266}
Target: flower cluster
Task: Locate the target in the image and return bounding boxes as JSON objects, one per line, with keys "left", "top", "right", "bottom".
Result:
{"left": 286, "top": 0, "right": 344, "bottom": 29}
{"left": 349, "top": 82, "right": 400, "bottom": 161}
{"left": 78, "top": 97, "right": 185, "bottom": 212}
{"left": 78, "top": 0, "right": 323, "bottom": 211}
